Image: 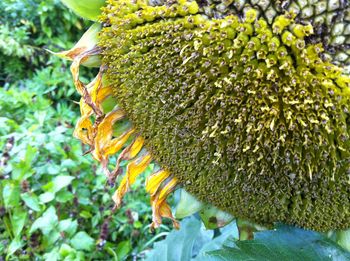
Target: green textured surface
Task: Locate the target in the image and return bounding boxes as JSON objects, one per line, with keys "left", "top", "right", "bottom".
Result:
{"left": 99, "top": 0, "right": 350, "bottom": 231}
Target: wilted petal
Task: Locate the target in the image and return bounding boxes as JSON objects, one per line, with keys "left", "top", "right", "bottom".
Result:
{"left": 112, "top": 151, "right": 152, "bottom": 207}
{"left": 103, "top": 129, "right": 135, "bottom": 157}
{"left": 150, "top": 176, "right": 179, "bottom": 229}
{"left": 48, "top": 23, "right": 101, "bottom": 67}
{"left": 111, "top": 136, "right": 144, "bottom": 177}
{"left": 93, "top": 108, "right": 126, "bottom": 161}
{"left": 145, "top": 170, "right": 171, "bottom": 197}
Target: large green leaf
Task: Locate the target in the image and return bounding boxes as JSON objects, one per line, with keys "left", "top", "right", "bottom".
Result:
{"left": 11, "top": 208, "right": 27, "bottom": 237}
{"left": 2, "top": 181, "right": 20, "bottom": 208}
{"left": 42, "top": 175, "right": 74, "bottom": 193}
{"left": 21, "top": 192, "right": 41, "bottom": 211}
{"left": 70, "top": 231, "right": 95, "bottom": 251}
{"left": 145, "top": 216, "right": 238, "bottom": 261}
{"left": 200, "top": 225, "right": 350, "bottom": 261}
{"left": 30, "top": 206, "right": 58, "bottom": 235}
{"left": 145, "top": 216, "right": 203, "bottom": 261}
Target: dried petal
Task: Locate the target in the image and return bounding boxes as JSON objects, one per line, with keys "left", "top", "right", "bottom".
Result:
{"left": 112, "top": 152, "right": 152, "bottom": 207}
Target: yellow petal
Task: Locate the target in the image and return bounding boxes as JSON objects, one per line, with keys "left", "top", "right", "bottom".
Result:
{"left": 79, "top": 98, "right": 93, "bottom": 116}
{"left": 73, "top": 116, "right": 94, "bottom": 145}
{"left": 103, "top": 129, "right": 135, "bottom": 157}
{"left": 151, "top": 200, "right": 180, "bottom": 230}
{"left": 126, "top": 152, "right": 152, "bottom": 184}
{"left": 73, "top": 98, "right": 94, "bottom": 145}
{"left": 111, "top": 136, "right": 144, "bottom": 176}
{"left": 145, "top": 170, "right": 171, "bottom": 196}
{"left": 93, "top": 108, "right": 126, "bottom": 161}
{"left": 89, "top": 71, "right": 103, "bottom": 104}
{"left": 96, "top": 86, "right": 113, "bottom": 106}
{"left": 70, "top": 47, "right": 101, "bottom": 95}
{"left": 149, "top": 176, "right": 179, "bottom": 229}
{"left": 112, "top": 152, "right": 152, "bottom": 207}
{"left": 123, "top": 136, "right": 144, "bottom": 160}
{"left": 158, "top": 177, "right": 178, "bottom": 201}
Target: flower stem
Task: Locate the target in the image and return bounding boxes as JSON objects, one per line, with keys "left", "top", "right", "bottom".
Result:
{"left": 236, "top": 218, "right": 256, "bottom": 240}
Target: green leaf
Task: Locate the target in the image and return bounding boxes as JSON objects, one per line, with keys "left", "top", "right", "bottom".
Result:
{"left": 39, "top": 191, "right": 55, "bottom": 203}
{"left": 43, "top": 175, "right": 74, "bottom": 193}
{"left": 79, "top": 210, "right": 92, "bottom": 219}
{"left": 194, "top": 221, "right": 238, "bottom": 259}
{"left": 56, "top": 190, "right": 74, "bottom": 203}
{"left": 6, "top": 236, "right": 23, "bottom": 258}
{"left": 43, "top": 247, "right": 60, "bottom": 261}
{"left": 59, "top": 243, "right": 75, "bottom": 257}
{"left": 44, "top": 230, "right": 61, "bottom": 247}
{"left": 200, "top": 225, "right": 350, "bottom": 261}
{"left": 59, "top": 219, "right": 78, "bottom": 238}
{"left": 52, "top": 175, "right": 74, "bottom": 192}
{"left": 21, "top": 192, "right": 41, "bottom": 211}
{"left": 2, "top": 181, "right": 20, "bottom": 208}
{"left": 30, "top": 206, "right": 58, "bottom": 235}
{"left": 11, "top": 145, "right": 37, "bottom": 180}
{"left": 11, "top": 208, "right": 27, "bottom": 237}
{"left": 116, "top": 240, "right": 132, "bottom": 260}
{"left": 145, "top": 216, "right": 203, "bottom": 261}
{"left": 71, "top": 231, "right": 95, "bottom": 251}
{"left": 175, "top": 189, "right": 203, "bottom": 219}
{"left": 199, "top": 205, "right": 234, "bottom": 230}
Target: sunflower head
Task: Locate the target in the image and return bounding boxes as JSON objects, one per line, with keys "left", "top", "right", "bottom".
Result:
{"left": 57, "top": 0, "right": 350, "bottom": 232}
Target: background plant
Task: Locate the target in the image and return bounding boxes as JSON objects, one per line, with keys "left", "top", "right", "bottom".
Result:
{"left": 0, "top": 0, "right": 172, "bottom": 259}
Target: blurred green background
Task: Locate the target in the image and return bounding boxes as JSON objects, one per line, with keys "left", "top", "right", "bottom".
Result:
{"left": 0, "top": 0, "right": 172, "bottom": 259}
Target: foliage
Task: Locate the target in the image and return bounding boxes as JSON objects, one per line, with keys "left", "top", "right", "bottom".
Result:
{"left": 147, "top": 217, "right": 350, "bottom": 261}
{"left": 145, "top": 216, "right": 238, "bottom": 261}
{"left": 199, "top": 226, "right": 350, "bottom": 261}
{"left": 0, "top": 0, "right": 172, "bottom": 259}
{"left": 0, "top": 82, "right": 174, "bottom": 259}
{"left": 0, "top": 0, "right": 86, "bottom": 85}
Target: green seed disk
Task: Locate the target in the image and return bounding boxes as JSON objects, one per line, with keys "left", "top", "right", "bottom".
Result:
{"left": 99, "top": 0, "right": 350, "bottom": 231}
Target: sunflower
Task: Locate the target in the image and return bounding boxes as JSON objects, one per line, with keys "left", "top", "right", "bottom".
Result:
{"left": 55, "top": 0, "right": 350, "bottom": 234}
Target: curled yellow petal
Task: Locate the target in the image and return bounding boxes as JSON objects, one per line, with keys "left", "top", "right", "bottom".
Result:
{"left": 157, "top": 177, "right": 178, "bottom": 201}
{"left": 151, "top": 201, "right": 180, "bottom": 230}
{"left": 73, "top": 115, "right": 94, "bottom": 146}
{"left": 92, "top": 108, "right": 126, "bottom": 161}
{"left": 124, "top": 136, "right": 145, "bottom": 160}
{"left": 95, "top": 86, "right": 113, "bottom": 106}
{"left": 103, "top": 128, "right": 135, "bottom": 158}
{"left": 145, "top": 170, "right": 171, "bottom": 197}
{"left": 111, "top": 136, "right": 145, "bottom": 177}
{"left": 112, "top": 152, "right": 152, "bottom": 207}
{"left": 100, "top": 128, "right": 135, "bottom": 179}
{"left": 70, "top": 47, "right": 101, "bottom": 95}
{"left": 150, "top": 176, "right": 179, "bottom": 230}
{"left": 126, "top": 152, "right": 152, "bottom": 184}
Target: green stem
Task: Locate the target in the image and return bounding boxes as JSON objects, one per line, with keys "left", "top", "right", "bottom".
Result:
{"left": 236, "top": 218, "right": 256, "bottom": 241}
